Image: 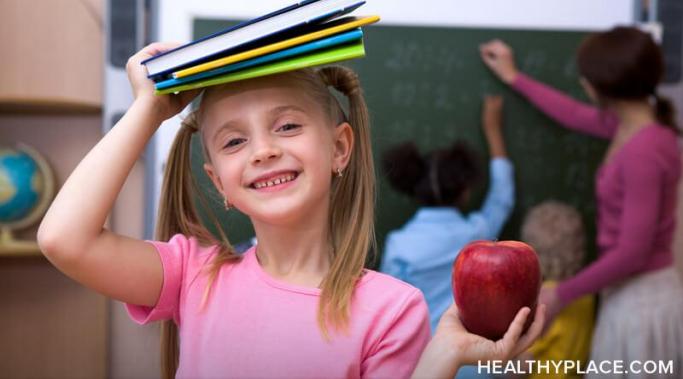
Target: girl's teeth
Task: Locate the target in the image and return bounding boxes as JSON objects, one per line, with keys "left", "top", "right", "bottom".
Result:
{"left": 255, "top": 174, "right": 295, "bottom": 189}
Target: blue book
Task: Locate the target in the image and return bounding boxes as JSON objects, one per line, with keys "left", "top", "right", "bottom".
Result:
{"left": 155, "top": 29, "right": 363, "bottom": 90}
{"left": 142, "top": 0, "right": 365, "bottom": 78}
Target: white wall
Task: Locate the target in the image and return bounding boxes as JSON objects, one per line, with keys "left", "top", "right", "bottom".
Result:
{"left": 151, "top": 0, "right": 636, "bottom": 228}
{"left": 158, "top": 0, "right": 635, "bottom": 39}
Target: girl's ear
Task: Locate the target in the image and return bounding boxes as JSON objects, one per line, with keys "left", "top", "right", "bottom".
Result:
{"left": 332, "top": 122, "right": 354, "bottom": 172}
{"left": 203, "top": 163, "right": 225, "bottom": 195}
{"left": 579, "top": 77, "right": 598, "bottom": 103}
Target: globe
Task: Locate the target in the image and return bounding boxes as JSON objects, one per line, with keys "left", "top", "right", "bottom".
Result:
{"left": 0, "top": 144, "right": 54, "bottom": 254}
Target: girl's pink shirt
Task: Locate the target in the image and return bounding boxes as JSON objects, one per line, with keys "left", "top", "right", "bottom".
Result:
{"left": 127, "top": 234, "right": 431, "bottom": 379}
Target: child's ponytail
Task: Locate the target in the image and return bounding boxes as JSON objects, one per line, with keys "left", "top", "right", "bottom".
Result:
{"left": 156, "top": 112, "right": 218, "bottom": 244}
{"left": 316, "top": 66, "right": 376, "bottom": 337}
{"left": 157, "top": 112, "right": 239, "bottom": 378}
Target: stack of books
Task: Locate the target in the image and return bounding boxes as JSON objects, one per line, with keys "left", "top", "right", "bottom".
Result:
{"left": 142, "top": 0, "right": 379, "bottom": 95}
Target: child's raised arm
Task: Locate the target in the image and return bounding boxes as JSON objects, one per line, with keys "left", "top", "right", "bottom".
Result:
{"left": 466, "top": 95, "right": 514, "bottom": 241}
{"left": 482, "top": 95, "right": 507, "bottom": 158}
{"left": 37, "top": 43, "right": 200, "bottom": 307}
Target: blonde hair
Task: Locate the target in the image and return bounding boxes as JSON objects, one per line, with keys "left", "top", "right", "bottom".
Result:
{"left": 520, "top": 200, "right": 585, "bottom": 282}
{"left": 156, "top": 66, "right": 375, "bottom": 378}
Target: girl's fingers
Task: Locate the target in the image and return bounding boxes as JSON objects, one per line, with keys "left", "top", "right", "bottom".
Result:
{"left": 127, "top": 42, "right": 184, "bottom": 83}
{"left": 144, "top": 41, "right": 182, "bottom": 55}
{"left": 513, "top": 304, "right": 546, "bottom": 357}
{"left": 498, "top": 307, "right": 531, "bottom": 356}
{"left": 131, "top": 42, "right": 183, "bottom": 65}
{"left": 440, "top": 303, "right": 466, "bottom": 332}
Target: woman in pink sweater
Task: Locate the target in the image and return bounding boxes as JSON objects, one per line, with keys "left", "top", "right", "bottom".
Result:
{"left": 480, "top": 27, "right": 682, "bottom": 377}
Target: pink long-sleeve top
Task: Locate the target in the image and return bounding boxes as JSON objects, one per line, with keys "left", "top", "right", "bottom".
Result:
{"left": 512, "top": 73, "right": 681, "bottom": 305}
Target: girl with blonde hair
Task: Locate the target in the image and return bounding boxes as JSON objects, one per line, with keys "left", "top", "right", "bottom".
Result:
{"left": 39, "top": 42, "right": 543, "bottom": 378}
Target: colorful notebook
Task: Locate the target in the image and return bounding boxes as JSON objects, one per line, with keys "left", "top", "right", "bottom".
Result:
{"left": 156, "top": 29, "right": 363, "bottom": 90}
{"left": 142, "top": 0, "right": 366, "bottom": 78}
{"left": 156, "top": 41, "right": 365, "bottom": 95}
{"left": 172, "top": 15, "right": 379, "bottom": 79}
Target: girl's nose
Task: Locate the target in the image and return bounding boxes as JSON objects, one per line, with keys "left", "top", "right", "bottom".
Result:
{"left": 249, "top": 137, "right": 282, "bottom": 165}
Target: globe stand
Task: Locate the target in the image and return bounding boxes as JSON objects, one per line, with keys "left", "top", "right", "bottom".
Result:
{"left": 0, "top": 227, "right": 41, "bottom": 255}
{"left": 0, "top": 143, "right": 55, "bottom": 257}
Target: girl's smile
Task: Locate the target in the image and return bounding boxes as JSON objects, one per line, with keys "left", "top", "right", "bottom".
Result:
{"left": 248, "top": 170, "right": 300, "bottom": 192}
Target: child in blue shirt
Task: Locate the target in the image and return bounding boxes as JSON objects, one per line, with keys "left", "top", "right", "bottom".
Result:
{"left": 381, "top": 96, "right": 514, "bottom": 379}
{"left": 381, "top": 95, "right": 514, "bottom": 332}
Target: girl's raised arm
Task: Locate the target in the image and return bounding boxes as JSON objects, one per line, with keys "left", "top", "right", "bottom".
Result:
{"left": 37, "top": 43, "right": 200, "bottom": 307}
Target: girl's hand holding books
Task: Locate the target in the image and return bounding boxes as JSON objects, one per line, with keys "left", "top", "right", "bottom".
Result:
{"left": 126, "top": 42, "right": 201, "bottom": 122}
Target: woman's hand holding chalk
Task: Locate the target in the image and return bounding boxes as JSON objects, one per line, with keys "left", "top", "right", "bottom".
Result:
{"left": 480, "top": 39, "right": 519, "bottom": 84}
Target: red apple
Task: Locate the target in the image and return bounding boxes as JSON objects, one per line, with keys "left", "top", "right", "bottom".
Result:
{"left": 452, "top": 240, "right": 541, "bottom": 340}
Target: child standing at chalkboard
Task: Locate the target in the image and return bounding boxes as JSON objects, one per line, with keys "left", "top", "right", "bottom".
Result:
{"left": 381, "top": 95, "right": 514, "bottom": 332}
{"left": 38, "top": 43, "right": 543, "bottom": 379}
{"left": 381, "top": 96, "right": 515, "bottom": 379}
{"left": 481, "top": 26, "right": 682, "bottom": 378}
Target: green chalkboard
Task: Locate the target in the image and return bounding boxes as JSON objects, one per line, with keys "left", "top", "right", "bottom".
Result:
{"left": 190, "top": 20, "right": 607, "bottom": 265}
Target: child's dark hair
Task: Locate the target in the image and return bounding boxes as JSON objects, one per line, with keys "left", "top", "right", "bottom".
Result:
{"left": 382, "top": 141, "right": 483, "bottom": 206}
{"left": 577, "top": 26, "right": 679, "bottom": 133}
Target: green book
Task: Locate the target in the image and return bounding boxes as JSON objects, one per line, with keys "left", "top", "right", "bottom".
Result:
{"left": 156, "top": 41, "right": 365, "bottom": 95}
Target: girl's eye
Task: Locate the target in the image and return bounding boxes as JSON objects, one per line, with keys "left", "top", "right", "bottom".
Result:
{"left": 224, "top": 138, "right": 246, "bottom": 149}
{"left": 277, "top": 123, "right": 301, "bottom": 132}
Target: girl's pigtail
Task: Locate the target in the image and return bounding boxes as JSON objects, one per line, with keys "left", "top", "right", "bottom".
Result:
{"left": 156, "top": 112, "right": 216, "bottom": 244}
{"left": 316, "top": 66, "right": 376, "bottom": 337}
{"left": 156, "top": 113, "right": 200, "bottom": 379}
{"left": 157, "top": 112, "right": 237, "bottom": 378}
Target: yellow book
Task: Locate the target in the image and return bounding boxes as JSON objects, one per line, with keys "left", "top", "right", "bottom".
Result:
{"left": 173, "top": 15, "right": 380, "bottom": 79}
